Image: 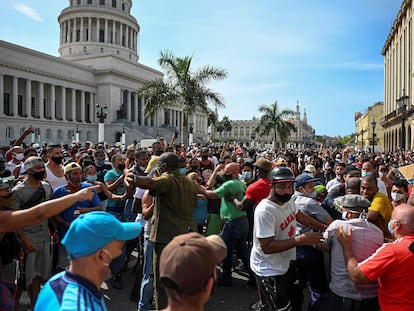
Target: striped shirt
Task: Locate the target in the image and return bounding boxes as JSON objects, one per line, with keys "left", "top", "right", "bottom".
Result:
{"left": 35, "top": 270, "right": 107, "bottom": 311}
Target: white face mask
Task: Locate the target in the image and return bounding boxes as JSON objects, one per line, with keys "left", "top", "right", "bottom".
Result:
{"left": 342, "top": 211, "right": 348, "bottom": 220}
{"left": 14, "top": 153, "right": 24, "bottom": 161}
{"left": 391, "top": 192, "right": 406, "bottom": 202}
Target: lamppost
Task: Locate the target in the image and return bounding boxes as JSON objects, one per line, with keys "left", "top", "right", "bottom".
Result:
{"left": 360, "top": 128, "right": 365, "bottom": 151}
{"left": 96, "top": 104, "right": 108, "bottom": 143}
{"left": 75, "top": 124, "right": 80, "bottom": 142}
{"left": 121, "top": 123, "right": 126, "bottom": 149}
{"left": 189, "top": 122, "right": 194, "bottom": 146}
{"left": 251, "top": 132, "right": 256, "bottom": 148}
{"left": 397, "top": 89, "right": 409, "bottom": 151}
{"left": 371, "top": 119, "right": 376, "bottom": 154}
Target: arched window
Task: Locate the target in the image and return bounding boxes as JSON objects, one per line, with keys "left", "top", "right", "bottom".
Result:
{"left": 58, "top": 130, "right": 63, "bottom": 140}
{"left": 46, "top": 129, "right": 52, "bottom": 141}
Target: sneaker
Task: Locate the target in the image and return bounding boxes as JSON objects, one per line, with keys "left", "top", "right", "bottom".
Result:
{"left": 249, "top": 301, "right": 266, "bottom": 311}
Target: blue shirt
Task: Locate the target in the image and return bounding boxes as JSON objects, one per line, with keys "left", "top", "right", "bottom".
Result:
{"left": 53, "top": 182, "right": 102, "bottom": 237}
{"left": 35, "top": 270, "right": 107, "bottom": 311}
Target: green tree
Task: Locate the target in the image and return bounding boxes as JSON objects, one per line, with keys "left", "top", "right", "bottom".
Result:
{"left": 139, "top": 50, "right": 228, "bottom": 142}
{"left": 255, "top": 101, "right": 297, "bottom": 148}
{"left": 221, "top": 116, "right": 232, "bottom": 140}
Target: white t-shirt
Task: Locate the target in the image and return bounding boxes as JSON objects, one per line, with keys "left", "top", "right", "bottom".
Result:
{"left": 250, "top": 198, "right": 298, "bottom": 277}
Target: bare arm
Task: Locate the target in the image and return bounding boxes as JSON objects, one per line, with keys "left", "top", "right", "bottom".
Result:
{"left": 142, "top": 191, "right": 154, "bottom": 220}
{"left": 105, "top": 172, "right": 125, "bottom": 192}
{"left": 124, "top": 169, "right": 158, "bottom": 192}
{"left": 0, "top": 185, "right": 100, "bottom": 233}
{"left": 234, "top": 197, "right": 254, "bottom": 211}
{"left": 259, "top": 231, "right": 323, "bottom": 254}
{"left": 334, "top": 226, "right": 371, "bottom": 283}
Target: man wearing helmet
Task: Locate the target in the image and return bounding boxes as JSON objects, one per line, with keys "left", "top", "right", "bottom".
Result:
{"left": 250, "top": 167, "right": 327, "bottom": 311}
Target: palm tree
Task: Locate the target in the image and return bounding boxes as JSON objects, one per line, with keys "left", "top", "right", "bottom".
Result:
{"left": 255, "top": 101, "right": 297, "bottom": 149}
{"left": 221, "top": 116, "right": 232, "bottom": 140}
{"left": 138, "top": 50, "right": 228, "bottom": 142}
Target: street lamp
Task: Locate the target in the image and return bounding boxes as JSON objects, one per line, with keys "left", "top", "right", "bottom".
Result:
{"left": 96, "top": 104, "right": 108, "bottom": 143}
{"left": 371, "top": 119, "right": 376, "bottom": 154}
{"left": 251, "top": 132, "right": 256, "bottom": 148}
{"left": 189, "top": 122, "right": 194, "bottom": 146}
{"left": 360, "top": 128, "right": 365, "bottom": 151}
{"left": 397, "top": 89, "right": 409, "bottom": 151}
{"left": 75, "top": 124, "right": 80, "bottom": 142}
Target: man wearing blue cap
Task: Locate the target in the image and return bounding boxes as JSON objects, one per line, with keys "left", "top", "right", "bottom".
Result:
{"left": 35, "top": 211, "right": 142, "bottom": 311}
{"left": 293, "top": 173, "right": 333, "bottom": 307}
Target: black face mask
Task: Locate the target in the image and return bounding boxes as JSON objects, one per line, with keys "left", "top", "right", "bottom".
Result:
{"left": 191, "top": 166, "right": 199, "bottom": 171}
{"left": 273, "top": 193, "right": 292, "bottom": 204}
{"left": 31, "top": 171, "right": 46, "bottom": 180}
{"left": 118, "top": 164, "right": 126, "bottom": 171}
{"left": 202, "top": 155, "right": 208, "bottom": 160}
{"left": 51, "top": 156, "right": 63, "bottom": 164}
{"left": 155, "top": 150, "right": 163, "bottom": 156}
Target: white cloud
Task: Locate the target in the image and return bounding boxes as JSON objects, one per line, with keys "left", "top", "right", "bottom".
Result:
{"left": 14, "top": 4, "right": 43, "bottom": 22}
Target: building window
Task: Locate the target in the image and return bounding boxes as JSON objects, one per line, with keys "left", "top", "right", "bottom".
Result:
{"left": 6, "top": 127, "right": 13, "bottom": 140}
{"left": 83, "top": 46, "right": 87, "bottom": 54}
{"left": 100, "top": 0, "right": 105, "bottom": 4}
{"left": 76, "top": 30, "right": 80, "bottom": 41}
{"left": 100, "top": 47, "right": 104, "bottom": 53}
{"left": 46, "top": 129, "right": 52, "bottom": 140}
{"left": 18, "top": 95, "right": 23, "bottom": 116}
{"left": 58, "top": 130, "right": 63, "bottom": 140}
{"left": 99, "top": 30, "right": 105, "bottom": 42}
{"left": 4, "top": 93, "right": 10, "bottom": 116}
{"left": 112, "top": 0, "right": 116, "bottom": 8}
{"left": 122, "top": 3, "right": 125, "bottom": 11}
{"left": 87, "top": 0, "right": 92, "bottom": 4}
{"left": 31, "top": 97, "right": 35, "bottom": 117}
{"left": 77, "top": 0, "right": 81, "bottom": 4}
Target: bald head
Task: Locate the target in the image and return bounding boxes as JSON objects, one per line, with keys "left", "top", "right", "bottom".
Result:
{"left": 393, "top": 204, "right": 414, "bottom": 234}
{"left": 224, "top": 162, "right": 240, "bottom": 179}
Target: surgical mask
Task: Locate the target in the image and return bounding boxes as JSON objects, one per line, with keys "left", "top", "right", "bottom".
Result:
{"left": 361, "top": 171, "right": 371, "bottom": 178}
{"left": 118, "top": 164, "right": 126, "bottom": 170}
{"left": 379, "top": 172, "right": 387, "bottom": 178}
{"left": 179, "top": 167, "right": 187, "bottom": 175}
{"left": 102, "top": 248, "right": 125, "bottom": 276}
{"left": 242, "top": 171, "right": 252, "bottom": 179}
{"left": 342, "top": 211, "right": 348, "bottom": 220}
{"left": 300, "top": 187, "right": 316, "bottom": 199}
{"left": 388, "top": 220, "right": 397, "bottom": 237}
{"left": 391, "top": 192, "right": 406, "bottom": 202}
{"left": 86, "top": 175, "right": 97, "bottom": 183}
{"left": 273, "top": 193, "right": 292, "bottom": 204}
{"left": 31, "top": 170, "right": 45, "bottom": 180}
{"left": 51, "top": 156, "right": 63, "bottom": 164}
{"left": 97, "top": 159, "right": 105, "bottom": 166}
{"left": 14, "top": 153, "right": 24, "bottom": 161}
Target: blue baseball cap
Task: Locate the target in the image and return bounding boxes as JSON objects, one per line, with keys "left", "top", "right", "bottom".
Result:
{"left": 294, "top": 173, "right": 319, "bottom": 189}
{"left": 62, "top": 211, "right": 142, "bottom": 259}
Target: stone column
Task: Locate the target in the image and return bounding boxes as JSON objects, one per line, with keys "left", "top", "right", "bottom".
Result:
{"left": 80, "top": 17, "right": 84, "bottom": 41}
{"left": 105, "top": 19, "right": 108, "bottom": 43}
{"left": 133, "top": 93, "right": 138, "bottom": 125}
{"left": 140, "top": 95, "right": 145, "bottom": 125}
{"left": 89, "top": 93, "right": 95, "bottom": 123}
{"left": 126, "top": 90, "right": 131, "bottom": 121}
{"left": 50, "top": 84, "right": 55, "bottom": 120}
{"left": 126, "top": 26, "right": 129, "bottom": 48}
{"left": 68, "top": 19, "right": 72, "bottom": 43}
{"left": 112, "top": 20, "right": 116, "bottom": 44}
{"left": 71, "top": 88, "right": 76, "bottom": 122}
{"left": 38, "top": 82, "right": 44, "bottom": 119}
{"left": 0, "top": 74, "right": 3, "bottom": 117}
{"left": 120, "top": 23, "right": 123, "bottom": 46}
{"left": 96, "top": 18, "right": 100, "bottom": 42}
{"left": 61, "top": 86, "right": 66, "bottom": 121}
{"left": 73, "top": 18, "right": 77, "bottom": 42}
{"left": 12, "top": 76, "right": 18, "bottom": 117}
{"left": 80, "top": 90, "right": 85, "bottom": 122}
{"left": 88, "top": 17, "right": 92, "bottom": 41}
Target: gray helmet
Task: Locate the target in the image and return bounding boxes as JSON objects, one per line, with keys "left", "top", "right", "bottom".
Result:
{"left": 269, "top": 167, "right": 295, "bottom": 183}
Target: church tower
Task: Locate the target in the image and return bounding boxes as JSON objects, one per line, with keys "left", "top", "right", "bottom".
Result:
{"left": 58, "top": 0, "right": 139, "bottom": 63}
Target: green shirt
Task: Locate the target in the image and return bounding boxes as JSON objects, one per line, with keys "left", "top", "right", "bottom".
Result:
{"left": 149, "top": 169, "right": 197, "bottom": 244}
{"left": 215, "top": 179, "right": 247, "bottom": 220}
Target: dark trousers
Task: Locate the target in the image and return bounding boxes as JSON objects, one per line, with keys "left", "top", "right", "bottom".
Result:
{"left": 153, "top": 242, "right": 168, "bottom": 310}
{"left": 311, "top": 290, "right": 379, "bottom": 311}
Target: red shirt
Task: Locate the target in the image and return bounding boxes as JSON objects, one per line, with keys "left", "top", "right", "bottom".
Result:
{"left": 245, "top": 177, "right": 271, "bottom": 206}
{"left": 359, "top": 234, "right": 414, "bottom": 311}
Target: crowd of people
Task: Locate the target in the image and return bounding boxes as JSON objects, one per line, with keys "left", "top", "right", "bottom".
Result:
{"left": 1, "top": 129, "right": 414, "bottom": 311}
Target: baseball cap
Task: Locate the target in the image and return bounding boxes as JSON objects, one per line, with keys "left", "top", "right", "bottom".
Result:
{"left": 24, "top": 156, "right": 44, "bottom": 171}
{"left": 304, "top": 164, "right": 316, "bottom": 174}
{"left": 160, "top": 232, "right": 227, "bottom": 295}
{"left": 254, "top": 157, "right": 273, "bottom": 172}
{"left": 277, "top": 157, "right": 288, "bottom": 166}
{"left": 145, "top": 156, "right": 159, "bottom": 173}
{"left": 294, "top": 173, "right": 319, "bottom": 189}
{"left": 314, "top": 185, "right": 326, "bottom": 195}
{"left": 336, "top": 194, "right": 370, "bottom": 211}
{"left": 62, "top": 211, "right": 142, "bottom": 259}
{"left": 64, "top": 162, "right": 82, "bottom": 174}
{"left": 0, "top": 176, "right": 15, "bottom": 190}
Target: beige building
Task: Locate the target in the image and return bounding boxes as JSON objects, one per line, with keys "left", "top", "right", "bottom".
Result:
{"left": 0, "top": 0, "right": 209, "bottom": 146}
{"left": 382, "top": 0, "right": 413, "bottom": 151}
{"left": 355, "top": 102, "right": 384, "bottom": 152}
{"left": 217, "top": 102, "right": 315, "bottom": 149}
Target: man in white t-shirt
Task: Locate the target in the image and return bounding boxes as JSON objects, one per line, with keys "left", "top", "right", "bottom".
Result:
{"left": 250, "top": 167, "right": 327, "bottom": 311}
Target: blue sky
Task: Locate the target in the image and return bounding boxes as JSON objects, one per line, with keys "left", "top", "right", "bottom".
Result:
{"left": 0, "top": 0, "right": 402, "bottom": 136}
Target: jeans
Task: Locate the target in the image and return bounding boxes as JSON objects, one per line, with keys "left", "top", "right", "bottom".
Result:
{"left": 124, "top": 197, "right": 135, "bottom": 222}
{"left": 220, "top": 216, "right": 251, "bottom": 280}
{"left": 138, "top": 238, "right": 154, "bottom": 311}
